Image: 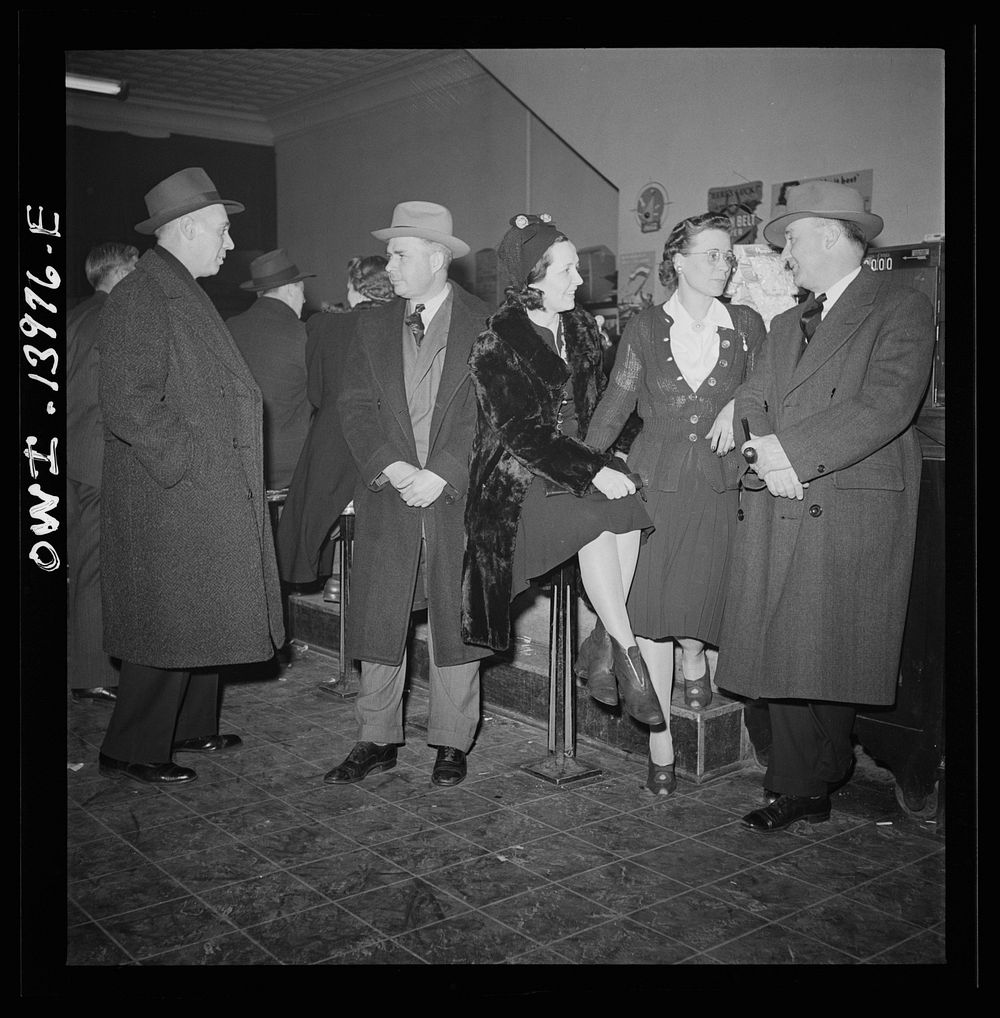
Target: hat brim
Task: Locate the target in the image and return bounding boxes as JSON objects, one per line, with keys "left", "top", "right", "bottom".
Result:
{"left": 371, "top": 226, "right": 470, "bottom": 258}
{"left": 240, "top": 271, "right": 316, "bottom": 291}
{"left": 135, "top": 197, "right": 246, "bottom": 235}
{"left": 762, "top": 208, "right": 884, "bottom": 248}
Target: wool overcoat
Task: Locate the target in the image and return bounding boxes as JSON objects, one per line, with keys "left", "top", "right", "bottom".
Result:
{"left": 98, "top": 248, "right": 285, "bottom": 669}
{"left": 715, "top": 266, "right": 935, "bottom": 706}
{"left": 461, "top": 301, "right": 616, "bottom": 652}
{"left": 275, "top": 305, "right": 374, "bottom": 583}
{"left": 337, "top": 283, "right": 493, "bottom": 668}
{"left": 225, "top": 296, "right": 312, "bottom": 490}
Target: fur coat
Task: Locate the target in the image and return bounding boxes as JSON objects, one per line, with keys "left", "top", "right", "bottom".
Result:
{"left": 462, "top": 300, "right": 615, "bottom": 651}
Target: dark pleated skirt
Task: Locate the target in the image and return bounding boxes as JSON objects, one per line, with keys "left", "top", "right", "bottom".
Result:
{"left": 627, "top": 449, "right": 737, "bottom": 644}
{"left": 510, "top": 474, "right": 652, "bottom": 601}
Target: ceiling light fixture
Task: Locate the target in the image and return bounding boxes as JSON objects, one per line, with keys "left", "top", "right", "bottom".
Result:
{"left": 65, "top": 73, "right": 129, "bottom": 100}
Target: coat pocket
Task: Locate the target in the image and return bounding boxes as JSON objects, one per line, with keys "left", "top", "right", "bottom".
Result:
{"left": 833, "top": 463, "right": 904, "bottom": 491}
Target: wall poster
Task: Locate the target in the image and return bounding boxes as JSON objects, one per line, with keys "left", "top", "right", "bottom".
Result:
{"left": 617, "top": 250, "right": 657, "bottom": 332}
{"left": 707, "top": 181, "right": 764, "bottom": 244}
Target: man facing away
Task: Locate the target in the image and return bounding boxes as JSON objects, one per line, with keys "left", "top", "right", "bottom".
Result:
{"left": 325, "top": 201, "right": 492, "bottom": 788}
{"left": 716, "top": 181, "right": 935, "bottom": 832}
{"left": 67, "top": 242, "right": 137, "bottom": 706}
{"left": 97, "top": 167, "right": 284, "bottom": 786}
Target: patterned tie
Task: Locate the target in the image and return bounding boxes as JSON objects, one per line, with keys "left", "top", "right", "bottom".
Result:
{"left": 798, "top": 292, "right": 827, "bottom": 359}
{"left": 405, "top": 303, "right": 426, "bottom": 346}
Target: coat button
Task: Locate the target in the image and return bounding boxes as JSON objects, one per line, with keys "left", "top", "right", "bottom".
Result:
{"left": 721, "top": 339, "right": 731, "bottom": 349}
{"left": 737, "top": 508, "right": 745, "bottom": 521}
{"left": 808, "top": 504, "right": 822, "bottom": 517}
{"left": 707, "top": 377, "right": 717, "bottom": 386}
{"left": 719, "top": 359, "right": 728, "bottom": 367}
{"left": 817, "top": 464, "right": 825, "bottom": 473}
{"left": 247, "top": 490, "right": 253, "bottom": 500}
{"left": 689, "top": 433, "right": 698, "bottom": 442}
{"left": 689, "top": 414, "right": 699, "bottom": 424}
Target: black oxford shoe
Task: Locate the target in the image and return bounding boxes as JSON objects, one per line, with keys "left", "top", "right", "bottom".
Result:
{"left": 762, "top": 788, "right": 780, "bottom": 806}
{"left": 71, "top": 686, "right": 118, "bottom": 705}
{"left": 741, "top": 793, "right": 831, "bottom": 833}
{"left": 98, "top": 752, "right": 197, "bottom": 785}
{"left": 324, "top": 741, "right": 397, "bottom": 784}
{"left": 431, "top": 745, "right": 467, "bottom": 787}
{"left": 172, "top": 734, "right": 243, "bottom": 754}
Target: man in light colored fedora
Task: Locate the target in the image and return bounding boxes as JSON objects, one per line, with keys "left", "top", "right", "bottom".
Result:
{"left": 325, "top": 200, "right": 493, "bottom": 788}
{"left": 96, "top": 167, "right": 285, "bottom": 785}
{"left": 226, "top": 249, "right": 315, "bottom": 493}
{"left": 715, "top": 180, "right": 936, "bottom": 831}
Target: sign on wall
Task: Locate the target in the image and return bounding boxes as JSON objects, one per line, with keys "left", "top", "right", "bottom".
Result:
{"left": 707, "top": 181, "right": 764, "bottom": 244}
{"left": 634, "top": 183, "right": 669, "bottom": 233}
{"left": 770, "top": 169, "right": 875, "bottom": 222}
{"left": 617, "top": 250, "right": 657, "bottom": 331}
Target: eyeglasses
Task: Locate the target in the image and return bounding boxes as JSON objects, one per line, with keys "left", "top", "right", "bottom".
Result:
{"left": 683, "top": 249, "right": 737, "bottom": 268}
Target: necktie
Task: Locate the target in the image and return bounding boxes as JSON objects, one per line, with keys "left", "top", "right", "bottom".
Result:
{"left": 798, "top": 292, "right": 827, "bottom": 360}
{"left": 405, "top": 303, "right": 426, "bottom": 346}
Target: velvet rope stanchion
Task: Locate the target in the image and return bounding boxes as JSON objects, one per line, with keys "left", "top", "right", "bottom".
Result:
{"left": 521, "top": 561, "right": 603, "bottom": 786}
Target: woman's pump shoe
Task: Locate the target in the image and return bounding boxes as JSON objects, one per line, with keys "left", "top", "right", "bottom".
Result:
{"left": 610, "top": 637, "right": 665, "bottom": 726}
{"left": 575, "top": 618, "right": 618, "bottom": 706}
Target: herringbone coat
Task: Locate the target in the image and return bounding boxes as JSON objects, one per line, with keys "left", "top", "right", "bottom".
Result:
{"left": 715, "top": 267, "right": 935, "bottom": 706}
{"left": 98, "top": 248, "right": 285, "bottom": 668}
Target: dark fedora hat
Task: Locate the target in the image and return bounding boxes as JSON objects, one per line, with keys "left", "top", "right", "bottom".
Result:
{"left": 240, "top": 249, "right": 315, "bottom": 291}
{"left": 134, "top": 167, "right": 245, "bottom": 235}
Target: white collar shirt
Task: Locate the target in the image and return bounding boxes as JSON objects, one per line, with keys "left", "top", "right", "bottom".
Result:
{"left": 818, "top": 266, "right": 862, "bottom": 319}
{"left": 664, "top": 292, "right": 734, "bottom": 392}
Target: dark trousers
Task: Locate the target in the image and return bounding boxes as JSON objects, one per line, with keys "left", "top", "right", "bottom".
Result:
{"left": 100, "top": 661, "right": 219, "bottom": 762}
{"left": 764, "top": 700, "right": 856, "bottom": 798}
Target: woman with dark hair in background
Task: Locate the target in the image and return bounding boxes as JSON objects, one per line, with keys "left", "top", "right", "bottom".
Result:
{"left": 462, "top": 214, "right": 662, "bottom": 726}
{"left": 276, "top": 255, "right": 393, "bottom": 598}
{"left": 585, "top": 212, "right": 767, "bottom": 793}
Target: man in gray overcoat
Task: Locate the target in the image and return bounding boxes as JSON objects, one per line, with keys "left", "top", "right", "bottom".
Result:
{"left": 325, "top": 201, "right": 492, "bottom": 788}
{"left": 716, "top": 182, "right": 935, "bottom": 832}
{"left": 97, "top": 168, "right": 285, "bottom": 786}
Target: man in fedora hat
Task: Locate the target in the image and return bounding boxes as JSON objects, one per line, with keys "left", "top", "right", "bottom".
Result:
{"left": 325, "top": 200, "right": 493, "bottom": 788}
{"left": 96, "top": 167, "right": 285, "bottom": 785}
{"left": 715, "top": 181, "right": 935, "bottom": 831}
{"left": 226, "top": 249, "right": 315, "bottom": 493}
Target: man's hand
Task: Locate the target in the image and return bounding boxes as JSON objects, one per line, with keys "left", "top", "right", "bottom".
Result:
{"left": 762, "top": 466, "right": 806, "bottom": 500}
{"left": 398, "top": 469, "right": 448, "bottom": 507}
{"left": 706, "top": 399, "right": 735, "bottom": 455}
{"left": 592, "top": 466, "right": 636, "bottom": 500}
{"left": 741, "top": 433, "right": 792, "bottom": 477}
{"left": 382, "top": 461, "right": 418, "bottom": 490}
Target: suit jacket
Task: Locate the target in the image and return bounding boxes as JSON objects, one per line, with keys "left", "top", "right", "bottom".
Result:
{"left": 337, "top": 283, "right": 493, "bottom": 667}
{"left": 99, "top": 247, "right": 285, "bottom": 668}
{"left": 226, "top": 296, "right": 312, "bottom": 490}
{"left": 715, "top": 266, "right": 935, "bottom": 706}
{"left": 66, "top": 290, "right": 108, "bottom": 488}
{"left": 275, "top": 305, "right": 375, "bottom": 582}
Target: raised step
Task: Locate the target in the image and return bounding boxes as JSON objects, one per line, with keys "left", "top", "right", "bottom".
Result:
{"left": 288, "top": 590, "right": 752, "bottom": 784}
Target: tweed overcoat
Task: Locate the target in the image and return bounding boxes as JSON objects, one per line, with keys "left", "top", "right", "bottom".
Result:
{"left": 225, "top": 296, "right": 312, "bottom": 490}
{"left": 461, "top": 301, "right": 617, "bottom": 652}
{"left": 98, "top": 248, "right": 285, "bottom": 669}
{"left": 66, "top": 290, "right": 108, "bottom": 489}
{"left": 715, "top": 267, "right": 935, "bottom": 706}
{"left": 275, "top": 305, "right": 375, "bottom": 583}
{"left": 337, "top": 283, "right": 493, "bottom": 667}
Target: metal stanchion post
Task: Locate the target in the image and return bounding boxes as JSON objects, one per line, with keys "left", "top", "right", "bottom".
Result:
{"left": 322, "top": 505, "right": 360, "bottom": 699}
{"left": 521, "top": 562, "right": 603, "bottom": 786}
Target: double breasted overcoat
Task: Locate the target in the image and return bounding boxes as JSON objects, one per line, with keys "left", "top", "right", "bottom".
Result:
{"left": 98, "top": 248, "right": 285, "bottom": 669}
{"left": 337, "top": 283, "right": 493, "bottom": 668}
{"left": 715, "top": 267, "right": 935, "bottom": 706}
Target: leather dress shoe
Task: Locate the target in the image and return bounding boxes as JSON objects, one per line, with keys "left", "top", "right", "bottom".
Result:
{"left": 71, "top": 686, "right": 118, "bottom": 704}
{"left": 431, "top": 745, "right": 467, "bottom": 787}
{"left": 98, "top": 752, "right": 197, "bottom": 785}
{"left": 575, "top": 620, "right": 618, "bottom": 707}
{"left": 324, "top": 741, "right": 397, "bottom": 784}
{"left": 741, "top": 793, "right": 831, "bottom": 833}
{"left": 610, "top": 637, "right": 665, "bottom": 726}
{"left": 762, "top": 788, "right": 780, "bottom": 806}
{"left": 172, "top": 734, "right": 243, "bottom": 754}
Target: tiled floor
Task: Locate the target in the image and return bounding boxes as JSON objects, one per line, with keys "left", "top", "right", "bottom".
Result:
{"left": 66, "top": 649, "right": 946, "bottom": 966}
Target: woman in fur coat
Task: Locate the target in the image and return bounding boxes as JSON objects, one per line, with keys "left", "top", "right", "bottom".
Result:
{"left": 461, "top": 214, "right": 660, "bottom": 726}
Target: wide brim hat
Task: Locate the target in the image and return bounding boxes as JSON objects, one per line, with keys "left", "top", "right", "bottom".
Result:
{"left": 762, "top": 180, "right": 883, "bottom": 248}
{"left": 135, "top": 167, "right": 245, "bottom": 235}
{"left": 240, "top": 248, "right": 315, "bottom": 291}
{"left": 371, "top": 200, "right": 470, "bottom": 258}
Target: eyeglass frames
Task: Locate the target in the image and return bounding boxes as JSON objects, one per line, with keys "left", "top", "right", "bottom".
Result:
{"left": 683, "top": 249, "right": 738, "bottom": 268}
